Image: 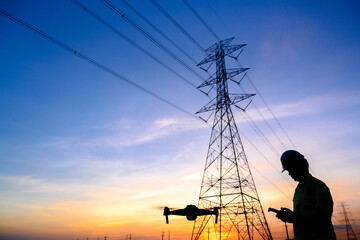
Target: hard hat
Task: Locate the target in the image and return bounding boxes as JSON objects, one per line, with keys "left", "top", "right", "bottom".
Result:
{"left": 280, "top": 150, "right": 305, "bottom": 172}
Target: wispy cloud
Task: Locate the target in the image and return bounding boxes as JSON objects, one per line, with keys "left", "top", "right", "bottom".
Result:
{"left": 235, "top": 93, "right": 357, "bottom": 124}
{"left": 47, "top": 93, "right": 356, "bottom": 152}
{"left": 49, "top": 117, "right": 205, "bottom": 150}
{"left": 0, "top": 175, "right": 85, "bottom": 200}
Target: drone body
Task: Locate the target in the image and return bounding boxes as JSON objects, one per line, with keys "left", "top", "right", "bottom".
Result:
{"left": 163, "top": 205, "right": 218, "bottom": 224}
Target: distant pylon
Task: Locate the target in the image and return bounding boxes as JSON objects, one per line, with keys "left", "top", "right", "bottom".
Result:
{"left": 192, "top": 38, "right": 272, "bottom": 240}
{"left": 340, "top": 203, "right": 358, "bottom": 240}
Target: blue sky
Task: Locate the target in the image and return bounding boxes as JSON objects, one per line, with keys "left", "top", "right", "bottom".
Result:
{"left": 1, "top": 0, "right": 360, "bottom": 239}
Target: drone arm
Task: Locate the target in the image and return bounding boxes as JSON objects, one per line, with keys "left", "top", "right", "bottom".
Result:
{"left": 214, "top": 207, "right": 219, "bottom": 224}
{"left": 164, "top": 207, "right": 170, "bottom": 224}
{"left": 169, "top": 209, "right": 187, "bottom": 216}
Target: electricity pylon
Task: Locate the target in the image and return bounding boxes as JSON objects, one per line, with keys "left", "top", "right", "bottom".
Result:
{"left": 192, "top": 38, "right": 272, "bottom": 240}
{"left": 340, "top": 203, "right": 358, "bottom": 240}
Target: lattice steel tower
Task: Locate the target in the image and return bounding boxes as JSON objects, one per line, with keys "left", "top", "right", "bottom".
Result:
{"left": 340, "top": 203, "right": 358, "bottom": 240}
{"left": 192, "top": 38, "right": 272, "bottom": 240}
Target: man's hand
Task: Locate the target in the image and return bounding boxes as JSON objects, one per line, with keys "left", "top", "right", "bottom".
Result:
{"left": 276, "top": 207, "right": 294, "bottom": 223}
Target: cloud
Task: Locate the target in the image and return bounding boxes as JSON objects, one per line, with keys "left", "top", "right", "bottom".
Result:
{"left": 238, "top": 93, "right": 356, "bottom": 124}
{"left": 0, "top": 175, "right": 86, "bottom": 203}
{"left": 47, "top": 92, "right": 356, "bottom": 154}
{"left": 181, "top": 171, "right": 203, "bottom": 181}
{"left": 0, "top": 175, "right": 43, "bottom": 188}
{"left": 48, "top": 116, "right": 206, "bottom": 150}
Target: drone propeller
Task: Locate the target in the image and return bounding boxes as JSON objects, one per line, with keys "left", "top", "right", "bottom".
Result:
{"left": 152, "top": 205, "right": 176, "bottom": 210}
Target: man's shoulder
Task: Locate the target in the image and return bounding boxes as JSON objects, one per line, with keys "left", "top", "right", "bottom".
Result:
{"left": 308, "top": 176, "right": 332, "bottom": 195}
{"left": 299, "top": 175, "right": 329, "bottom": 191}
{"left": 310, "top": 176, "right": 327, "bottom": 187}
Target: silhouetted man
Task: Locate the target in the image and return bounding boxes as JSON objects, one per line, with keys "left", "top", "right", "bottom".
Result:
{"left": 276, "top": 150, "right": 336, "bottom": 240}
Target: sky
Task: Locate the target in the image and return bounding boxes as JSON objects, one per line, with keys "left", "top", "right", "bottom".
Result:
{"left": 1, "top": 0, "right": 360, "bottom": 239}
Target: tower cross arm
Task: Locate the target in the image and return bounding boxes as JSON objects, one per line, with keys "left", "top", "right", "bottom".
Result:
{"left": 227, "top": 67, "right": 249, "bottom": 79}
{"left": 229, "top": 93, "right": 255, "bottom": 105}
{"left": 197, "top": 53, "right": 218, "bottom": 66}
{"left": 196, "top": 94, "right": 254, "bottom": 114}
{"left": 204, "top": 37, "right": 235, "bottom": 53}
{"left": 223, "top": 44, "right": 246, "bottom": 56}
{"left": 196, "top": 97, "right": 217, "bottom": 114}
{"left": 197, "top": 44, "right": 247, "bottom": 66}
{"left": 197, "top": 73, "right": 217, "bottom": 88}
{"left": 198, "top": 68, "right": 249, "bottom": 88}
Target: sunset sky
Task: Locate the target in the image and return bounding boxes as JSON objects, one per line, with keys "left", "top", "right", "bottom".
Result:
{"left": 1, "top": 0, "right": 360, "bottom": 239}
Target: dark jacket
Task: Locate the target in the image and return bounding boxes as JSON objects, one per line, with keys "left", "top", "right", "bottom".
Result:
{"left": 293, "top": 174, "right": 336, "bottom": 240}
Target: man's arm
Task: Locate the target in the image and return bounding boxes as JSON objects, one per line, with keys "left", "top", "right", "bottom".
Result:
{"left": 275, "top": 208, "right": 294, "bottom": 223}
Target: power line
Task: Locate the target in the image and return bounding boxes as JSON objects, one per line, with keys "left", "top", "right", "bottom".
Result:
{"left": 236, "top": 112, "right": 295, "bottom": 188}
{"left": 200, "top": 105, "right": 296, "bottom": 195}
{"left": 237, "top": 59, "right": 322, "bottom": 177}
{"left": 71, "top": 0, "right": 198, "bottom": 89}
{"left": 101, "top": 0, "right": 206, "bottom": 82}
{"left": 235, "top": 60, "right": 320, "bottom": 176}
{"left": 249, "top": 162, "right": 292, "bottom": 201}
{"left": 179, "top": 0, "right": 294, "bottom": 153}
{"left": 235, "top": 59, "right": 298, "bottom": 149}
{"left": 180, "top": 0, "right": 293, "bottom": 152}
{"left": 149, "top": 0, "right": 206, "bottom": 53}
{"left": 0, "top": 7, "right": 198, "bottom": 121}
{"left": 2, "top": 7, "right": 344, "bottom": 240}
{"left": 1, "top": 5, "right": 296, "bottom": 209}
{"left": 238, "top": 127, "right": 295, "bottom": 198}
{"left": 183, "top": 0, "right": 297, "bottom": 150}
{"left": 97, "top": 0, "right": 339, "bottom": 217}
{"left": 181, "top": 0, "right": 221, "bottom": 42}
{"left": 237, "top": 83, "right": 288, "bottom": 150}
{"left": 119, "top": 0, "right": 198, "bottom": 65}
{"left": 239, "top": 109, "right": 280, "bottom": 157}
{"left": 249, "top": 100, "right": 288, "bottom": 150}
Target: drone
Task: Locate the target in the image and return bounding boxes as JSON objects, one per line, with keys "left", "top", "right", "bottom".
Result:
{"left": 163, "top": 205, "right": 219, "bottom": 224}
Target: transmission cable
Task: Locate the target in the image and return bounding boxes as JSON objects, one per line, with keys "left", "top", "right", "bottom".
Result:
{"left": 239, "top": 109, "right": 280, "bottom": 157}
{"left": 149, "top": 0, "right": 206, "bottom": 53}
{"left": 119, "top": 0, "right": 198, "bottom": 65}
{"left": 185, "top": 2, "right": 293, "bottom": 151}
{"left": 236, "top": 116, "right": 295, "bottom": 188}
{"left": 71, "top": 0, "right": 198, "bottom": 89}
{"left": 181, "top": 1, "right": 294, "bottom": 151}
{"left": 248, "top": 100, "right": 287, "bottom": 150}
{"left": 236, "top": 59, "right": 297, "bottom": 149}
{"left": 101, "top": 0, "right": 206, "bottom": 82}
{"left": 181, "top": 0, "right": 221, "bottom": 42}
{"left": 238, "top": 127, "right": 295, "bottom": 196}
{"left": 0, "top": 7, "right": 198, "bottom": 121}
{"left": 0, "top": 6, "right": 295, "bottom": 205}
{"left": 166, "top": 2, "right": 295, "bottom": 191}
{"left": 249, "top": 162, "right": 292, "bottom": 201}
{"left": 237, "top": 83, "right": 287, "bottom": 151}
{"left": 236, "top": 60, "right": 319, "bottom": 176}
{"left": 146, "top": 0, "right": 322, "bottom": 201}
{"left": 177, "top": 0, "right": 296, "bottom": 153}
{"left": 227, "top": 104, "right": 295, "bottom": 196}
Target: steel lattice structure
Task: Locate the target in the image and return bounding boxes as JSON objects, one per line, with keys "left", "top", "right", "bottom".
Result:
{"left": 192, "top": 38, "right": 272, "bottom": 240}
{"left": 341, "top": 203, "right": 358, "bottom": 240}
